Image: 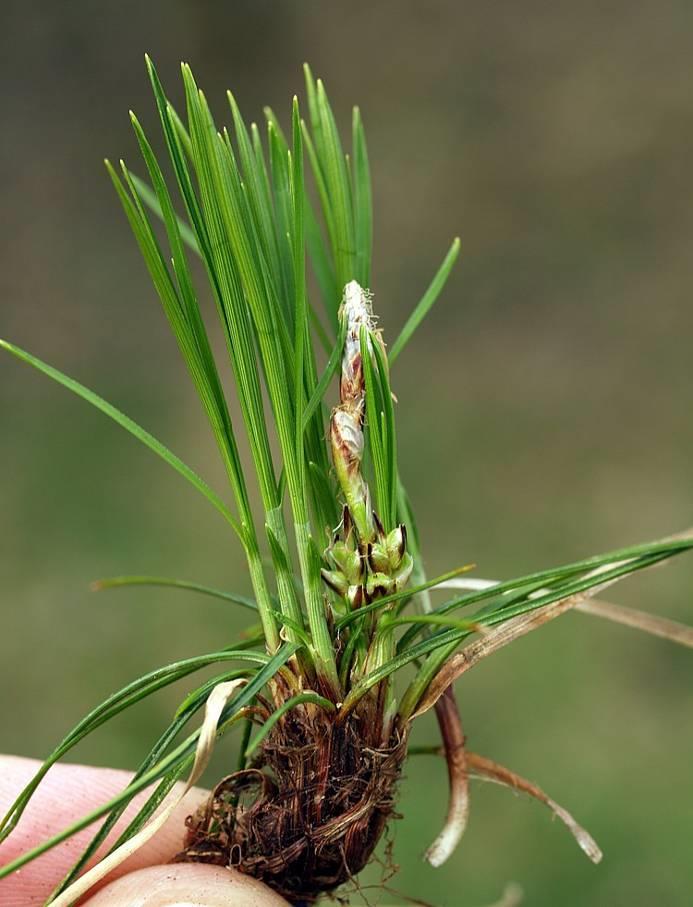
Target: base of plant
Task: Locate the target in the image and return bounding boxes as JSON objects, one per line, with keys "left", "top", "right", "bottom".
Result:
{"left": 176, "top": 700, "right": 409, "bottom": 904}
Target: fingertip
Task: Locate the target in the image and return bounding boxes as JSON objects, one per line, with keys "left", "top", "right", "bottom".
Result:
{"left": 82, "top": 863, "right": 290, "bottom": 906}
{"left": 0, "top": 756, "right": 208, "bottom": 904}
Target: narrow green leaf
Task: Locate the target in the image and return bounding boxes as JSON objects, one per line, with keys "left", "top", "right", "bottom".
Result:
{"left": 398, "top": 546, "right": 693, "bottom": 716}
{"left": 361, "top": 326, "right": 390, "bottom": 527}
{"left": 291, "top": 97, "right": 308, "bottom": 480}
{"left": 371, "top": 333, "right": 397, "bottom": 527}
{"left": 344, "top": 543, "right": 693, "bottom": 715}
{"left": 0, "top": 643, "right": 298, "bottom": 880}
{"left": 313, "top": 79, "right": 356, "bottom": 287}
{"left": 390, "top": 238, "right": 461, "bottom": 364}
{"left": 305, "top": 198, "right": 340, "bottom": 326}
{"left": 302, "top": 313, "right": 346, "bottom": 432}
{"left": 352, "top": 106, "right": 372, "bottom": 287}
{"left": 0, "top": 649, "right": 266, "bottom": 842}
{"left": 92, "top": 575, "right": 258, "bottom": 611}
{"left": 0, "top": 339, "right": 240, "bottom": 536}
{"left": 379, "top": 614, "right": 481, "bottom": 634}
{"left": 129, "top": 171, "right": 198, "bottom": 252}
{"left": 50, "top": 666, "right": 249, "bottom": 897}
{"left": 336, "top": 564, "right": 476, "bottom": 630}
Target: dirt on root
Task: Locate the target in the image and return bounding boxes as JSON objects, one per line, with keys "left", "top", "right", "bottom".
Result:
{"left": 175, "top": 698, "right": 409, "bottom": 904}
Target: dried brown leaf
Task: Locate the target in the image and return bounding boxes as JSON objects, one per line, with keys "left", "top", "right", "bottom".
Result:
{"left": 466, "top": 752, "right": 602, "bottom": 864}
{"left": 575, "top": 599, "right": 693, "bottom": 647}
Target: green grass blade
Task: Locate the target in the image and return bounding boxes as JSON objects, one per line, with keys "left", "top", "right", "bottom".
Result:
{"left": 360, "top": 326, "right": 389, "bottom": 525}
{"left": 291, "top": 97, "right": 308, "bottom": 482}
{"left": 302, "top": 313, "right": 347, "bottom": 432}
{"left": 371, "top": 332, "right": 398, "bottom": 528}
{"left": 380, "top": 614, "right": 480, "bottom": 634}
{"left": 172, "top": 65, "right": 299, "bottom": 647}
{"left": 0, "top": 339, "right": 240, "bottom": 536}
{"left": 268, "top": 609, "right": 312, "bottom": 649}
{"left": 116, "top": 134, "right": 252, "bottom": 533}
{"left": 265, "top": 119, "right": 297, "bottom": 320}
{"left": 227, "top": 93, "right": 283, "bottom": 290}
{"left": 91, "top": 575, "right": 258, "bottom": 611}
{"left": 109, "top": 760, "right": 187, "bottom": 848}
{"left": 393, "top": 534, "right": 693, "bottom": 660}
{"left": 265, "top": 107, "right": 340, "bottom": 332}
{"left": 0, "top": 649, "right": 266, "bottom": 843}
{"left": 389, "top": 238, "right": 461, "bottom": 364}
{"left": 343, "top": 542, "right": 693, "bottom": 715}
{"left": 305, "top": 198, "right": 339, "bottom": 326}
{"left": 0, "top": 643, "right": 298, "bottom": 880}
{"left": 315, "top": 80, "right": 356, "bottom": 286}
{"left": 398, "top": 547, "right": 693, "bottom": 717}
{"left": 475, "top": 552, "right": 685, "bottom": 629}
{"left": 129, "top": 171, "right": 198, "bottom": 252}
{"left": 1, "top": 737, "right": 200, "bottom": 882}
{"left": 182, "top": 68, "right": 335, "bottom": 678}
{"left": 352, "top": 106, "right": 372, "bottom": 287}
{"left": 301, "top": 81, "right": 355, "bottom": 290}
{"left": 433, "top": 536, "right": 693, "bottom": 620}
{"left": 338, "top": 621, "right": 365, "bottom": 689}
{"left": 336, "top": 564, "right": 475, "bottom": 630}
{"left": 49, "top": 667, "right": 248, "bottom": 898}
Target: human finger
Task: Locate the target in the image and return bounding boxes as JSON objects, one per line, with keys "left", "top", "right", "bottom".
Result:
{"left": 82, "top": 863, "right": 289, "bottom": 906}
{"left": 0, "top": 755, "right": 207, "bottom": 906}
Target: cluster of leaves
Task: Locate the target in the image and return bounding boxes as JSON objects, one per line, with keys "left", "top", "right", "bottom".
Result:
{"left": 1, "top": 59, "right": 692, "bottom": 896}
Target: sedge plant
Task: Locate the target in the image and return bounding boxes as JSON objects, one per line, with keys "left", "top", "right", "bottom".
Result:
{"left": 1, "top": 58, "right": 693, "bottom": 905}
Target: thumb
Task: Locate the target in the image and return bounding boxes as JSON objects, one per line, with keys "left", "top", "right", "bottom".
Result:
{"left": 82, "top": 863, "right": 290, "bottom": 906}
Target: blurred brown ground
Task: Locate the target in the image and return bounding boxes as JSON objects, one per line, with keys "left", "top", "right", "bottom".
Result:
{"left": 1, "top": 2, "right": 692, "bottom": 904}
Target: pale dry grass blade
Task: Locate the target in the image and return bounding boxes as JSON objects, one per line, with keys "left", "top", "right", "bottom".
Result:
{"left": 437, "top": 578, "right": 693, "bottom": 648}
{"left": 48, "top": 679, "right": 246, "bottom": 906}
{"left": 574, "top": 599, "right": 693, "bottom": 647}
{"left": 466, "top": 752, "right": 602, "bottom": 864}
{"left": 416, "top": 565, "right": 629, "bottom": 717}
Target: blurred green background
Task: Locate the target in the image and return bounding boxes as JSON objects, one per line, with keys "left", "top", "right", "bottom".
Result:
{"left": 1, "top": 2, "right": 692, "bottom": 904}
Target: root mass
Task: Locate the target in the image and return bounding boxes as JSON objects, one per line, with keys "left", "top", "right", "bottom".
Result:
{"left": 177, "top": 702, "right": 408, "bottom": 904}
